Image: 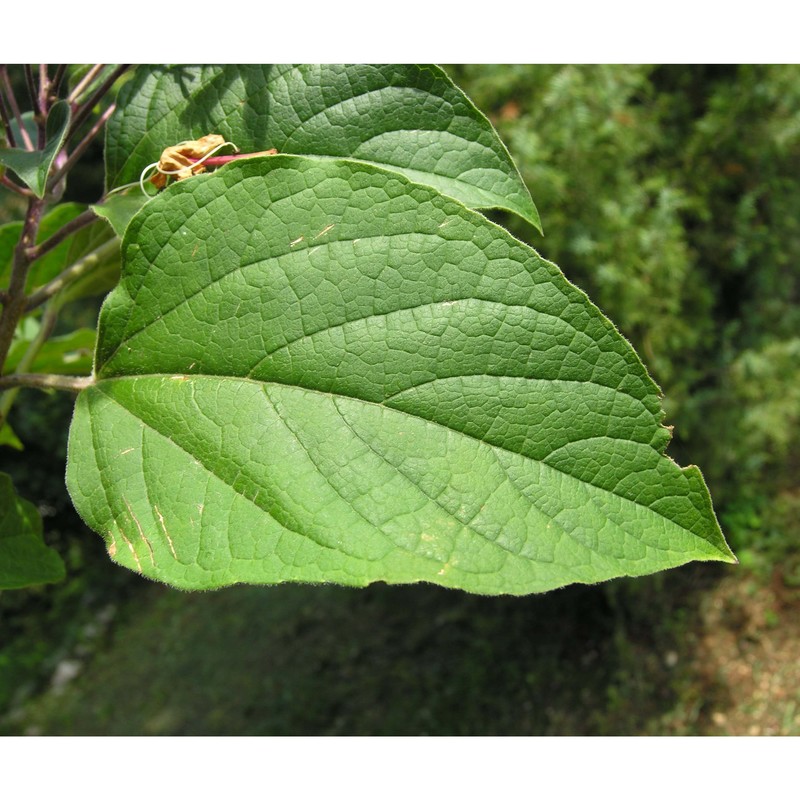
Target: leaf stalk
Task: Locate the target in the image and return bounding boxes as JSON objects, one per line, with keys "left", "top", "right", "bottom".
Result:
{"left": 0, "top": 196, "right": 46, "bottom": 372}
{"left": 48, "top": 103, "right": 115, "bottom": 190}
{"left": 0, "top": 66, "right": 34, "bottom": 151}
{"left": 0, "top": 372, "right": 93, "bottom": 394}
{"left": 25, "top": 207, "right": 99, "bottom": 263}
{"left": 0, "top": 302, "right": 59, "bottom": 423}
{"left": 0, "top": 173, "right": 34, "bottom": 197}
{"left": 66, "top": 65, "right": 129, "bottom": 145}
{"left": 67, "top": 64, "right": 105, "bottom": 104}
{"left": 0, "top": 85, "right": 17, "bottom": 148}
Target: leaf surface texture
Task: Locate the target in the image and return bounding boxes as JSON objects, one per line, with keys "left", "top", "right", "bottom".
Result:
{"left": 67, "top": 157, "right": 733, "bottom": 593}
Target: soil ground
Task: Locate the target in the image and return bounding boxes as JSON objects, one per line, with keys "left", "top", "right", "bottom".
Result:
{"left": 686, "top": 572, "right": 800, "bottom": 735}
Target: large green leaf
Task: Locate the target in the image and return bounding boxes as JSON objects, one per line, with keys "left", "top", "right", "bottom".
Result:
{"left": 67, "top": 156, "right": 733, "bottom": 594}
{"left": 104, "top": 64, "right": 540, "bottom": 231}
{"left": 0, "top": 101, "right": 70, "bottom": 198}
{"left": 0, "top": 473, "right": 65, "bottom": 589}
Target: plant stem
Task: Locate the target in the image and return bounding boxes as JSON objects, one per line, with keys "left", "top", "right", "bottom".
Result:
{"left": 23, "top": 64, "right": 38, "bottom": 112}
{"left": 67, "top": 64, "right": 104, "bottom": 104}
{"left": 50, "top": 65, "right": 66, "bottom": 99}
{"left": 0, "top": 196, "right": 45, "bottom": 372}
{"left": 0, "top": 66, "right": 34, "bottom": 151}
{"left": 48, "top": 103, "right": 115, "bottom": 190}
{"left": 0, "top": 302, "right": 59, "bottom": 422}
{"left": 37, "top": 65, "right": 50, "bottom": 150}
{"left": 201, "top": 150, "right": 278, "bottom": 167}
{"left": 26, "top": 207, "right": 99, "bottom": 263}
{"left": 25, "top": 237, "right": 119, "bottom": 312}
{"left": 67, "top": 65, "right": 129, "bottom": 144}
{"left": 38, "top": 65, "right": 49, "bottom": 114}
{"left": 0, "top": 174, "right": 34, "bottom": 198}
{"left": 0, "top": 86, "right": 16, "bottom": 147}
{"left": 0, "top": 372, "right": 92, "bottom": 394}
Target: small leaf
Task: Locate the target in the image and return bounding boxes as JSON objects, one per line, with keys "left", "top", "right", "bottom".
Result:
{"left": 0, "top": 424, "right": 24, "bottom": 451}
{"left": 105, "top": 65, "right": 540, "bottom": 230}
{"left": 92, "top": 191, "right": 150, "bottom": 238}
{"left": 68, "top": 157, "right": 733, "bottom": 594}
{"left": 0, "top": 101, "right": 71, "bottom": 198}
{"left": 0, "top": 473, "right": 65, "bottom": 589}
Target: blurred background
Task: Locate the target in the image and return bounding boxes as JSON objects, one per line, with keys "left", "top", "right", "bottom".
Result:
{"left": 1, "top": 64, "right": 798, "bottom": 735}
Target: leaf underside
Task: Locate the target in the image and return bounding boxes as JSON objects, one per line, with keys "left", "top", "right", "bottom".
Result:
{"left": 67, "top": 157, "right": 733, "bottom": 594}
{"left": 104, "top": 64, "right": 540, "bottom": 231}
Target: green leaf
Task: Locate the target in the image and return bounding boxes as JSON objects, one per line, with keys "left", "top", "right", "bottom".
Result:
{"left": 0, "top": 424, "right": 24, "bottom": 451}
{"left": 0, "top": 101, "right": 71, "bottom": 198}
{"left": 66, "top": 65, "right": 121, "bottom": 101}
{"left": 105, "top": 65, "right": 540, "bottom": 231}
{"left": 8, "top": 111, "right": 39, "bottom": 150}
{"left": 92, "top": 191, "right": 150, "bottom": 238}
{"left": 5, "top": 327, "right": 95, "bottom": 375}
{"left": 0, "top": 473, "right": 65, "bottom": 589}
{"left": 67, "top": 157, "right": 733, "bottom": 594}
{"left": 0, "top": 219, "right": 23, "bottom": 286}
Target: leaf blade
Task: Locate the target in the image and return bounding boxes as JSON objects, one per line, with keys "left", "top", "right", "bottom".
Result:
{"left": 0, "top": 101, "right": 71, "bottom": 198}
{"left": 69, "top": 156, "right": 732, "bottom": 594}
{"left": 0, "top": 473, "right": 66, "bottom": 589}
{"left": 104, "top": 64, "right": 540, "bottom": 230}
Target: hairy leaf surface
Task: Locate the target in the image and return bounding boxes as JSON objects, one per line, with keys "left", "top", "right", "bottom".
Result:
{"left": 104, "top": 64, "right": 540, "bottom": 230}
{"left": 67, "top": 157, "right": 733, "bottom": 594}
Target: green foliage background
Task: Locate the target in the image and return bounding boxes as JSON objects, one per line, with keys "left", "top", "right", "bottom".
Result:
{"left": 2, "top": 64, "right": 799, "bottom": 733}
{"left": 451, "top": 64, "right": 800, "bottom": 579}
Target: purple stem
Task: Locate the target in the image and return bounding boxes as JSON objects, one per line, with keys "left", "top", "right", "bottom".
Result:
{"left": 48, "top": 103, "right": 115, "bottom": 190}
{"left": 0, "top": 66, "right": 34, "bottom": 151}
{"left": 25, "top": 208, "right": 98, "bottom": 263}
{"left": 0, "top": 196, "right": 46, "bottom": 373}
{"left": 39, "top": 64, "right": 49, "bottom": 114}
{"left": 23, "top": 64, "right": 46, "bottom": 149}
{"left": 0, "top": 174, "right": 33, "bottom": 197}
{"left": 67, "top": 65, "right": 129, "bottom": 143}
{"left": 23, "top": 65, "right": 37, "bottom": 111}
{"left": 198, "top": 150, "right": 277, "bottom": 167}
{"left": 0, "top": 89, "right": 16, "bottom": 148}
{"left": 51, "top": 65, "right": 66, "bottom": 98}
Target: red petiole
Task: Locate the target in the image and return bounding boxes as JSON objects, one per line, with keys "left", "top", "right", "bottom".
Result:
{"left": 190, "top": 149, "right": 277, "bottom": 168}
